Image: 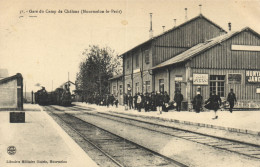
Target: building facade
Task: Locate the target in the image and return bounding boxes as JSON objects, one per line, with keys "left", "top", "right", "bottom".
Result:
{"left": 121, "top": 15, "right": 225, "bottom": 97}
{"left": 109, "top": 74, "right": 123, "bottom": 105}
{"left": 110, "top": 14, "right": 260, "bottom": 108}
{"left": 0, "top": 73, "right": 23, "bottom": 110}
{"left": 151, "top": 27, "right": 260, "bottom": 108}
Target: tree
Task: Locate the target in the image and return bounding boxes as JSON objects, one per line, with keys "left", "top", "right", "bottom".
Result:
{"left": 76, "top": 45, "right": 122, "bottom": 99}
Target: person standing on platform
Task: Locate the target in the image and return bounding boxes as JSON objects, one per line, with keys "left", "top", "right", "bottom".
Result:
{"left": 110, "top": 94, "right": 115, "bottom": 106}
{"left": 157, "top": 92, "right": 164, "bottom": 114}
{"left": 133, "top": 93, "right": 138, "bottom": 110}
{"left": 144, "top": 93, "right": 150, "bottom": 112}
{"left": 151, "top": 92, "right": 156, "bottom": 111}
{"left": 136, "top": 93, "right": 142, "bottom": 112}
{"left": 193, "top": 91, "right": 203, "bottom": 113}
{"left": 205, "top": 92, "right": 222, "bottom": 119}
{"left": 163, "top": 91, "right": 170, "bottom": 112}
{"left": 124, "top": 93, "right": 128, "bottom": 110}
{"left": 174, "top": 90, "right": 183, "bottom": 112}
{"left": 227, "top": 89, "right": 237, "bottom": 113}
{"left": 128, "top": 94, "right": 133, "bottom": 110}
{"left": 115, "top": 98, "right": 119, "bottom": 108}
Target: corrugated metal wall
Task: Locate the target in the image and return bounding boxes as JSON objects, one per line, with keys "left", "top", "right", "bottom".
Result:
{"left": 191, "top": 30, "right": 260, "bottom": 69}
{"left": 153, "top": 17, "right": 224, "bottom": 66}
{"left": 191, "top": 69, "right": 260, "bottom": 102}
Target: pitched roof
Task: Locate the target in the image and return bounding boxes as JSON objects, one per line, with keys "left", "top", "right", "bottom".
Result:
{"left": 0, "top": 73, "right": 22, "bottom": 85}
{"left": 59, "top": 81, "right": 75, "bottom": 87}
{"left": 120, "top": 14, "right": 226, "bottom": 57}
{"left": 150, "top": 27, "right": 257, "bottom": 70}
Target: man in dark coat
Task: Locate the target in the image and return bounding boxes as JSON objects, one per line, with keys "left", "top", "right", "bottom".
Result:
{"left": 115, "top": 98, "right": 119, "bottom": 108}
{"left": 151, "top": 92, "right": 156, "bottom": 111}
{"left": 128, "top": 94, "right": 133, "bottom": 109}
{"left": 193, "top": 92, "right": 203, "bottom": 113}
{"left": 174, "top": 90, "right": 183, "bottom": 111}
{"left": 144, "top": 93, "right": 150, "bottom": 112}
{"left": 110, "top": 94, "right": 115, "bottom": 106}
{"left": 133, "top": 93, "right": 138, "bottom": 110}
{"left": 205, "top": 92, "right": 222, "bottom": 119}
{"left": 162, "top": 91, "right": 170, "bottom": 112}
{"left": 227, "top": 89, "right": 237, "bottom": 113}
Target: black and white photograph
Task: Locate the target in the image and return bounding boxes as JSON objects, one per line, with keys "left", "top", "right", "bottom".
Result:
{"left": 0, "top": 0, "right": 260, "bottom": 166}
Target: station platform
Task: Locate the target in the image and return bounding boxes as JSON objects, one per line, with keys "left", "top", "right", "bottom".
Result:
{"left": 0, "top": 104, "right": 98, "bottom": 167}
{"left": 76, "top": 102, "right": 260, "bottom": 137}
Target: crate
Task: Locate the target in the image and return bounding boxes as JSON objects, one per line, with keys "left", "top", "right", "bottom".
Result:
{"left": 10, "top": 112, "right": 25, "bottom": 123}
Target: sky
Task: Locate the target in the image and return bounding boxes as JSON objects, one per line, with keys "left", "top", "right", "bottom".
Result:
{"left": 0, "top": 0, "right": 260, "bottom": 92}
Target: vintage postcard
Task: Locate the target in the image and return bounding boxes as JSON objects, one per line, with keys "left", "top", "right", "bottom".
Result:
{"left": 1, "top": 0, "right": 260, "bottom": 166}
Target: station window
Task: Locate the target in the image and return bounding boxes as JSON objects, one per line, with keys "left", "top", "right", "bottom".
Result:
{"left": 127, "top": 84, "right": 131, "bottom": 94}
{"left": 175, "top": 82, "right": 181, "bottom": 93}
{"left": 113, "top": 86, "right": 116, "bottom": 96}
{"left": 144, "top": 81, "right": 151, "bottom": 93}
{"left": 210, "top": 75, "right": 225, "bottom": 97}
{"left": 126, "top": 59, "right": 130, "bottom": 69}
{"left": 119, "top": 85, "right": 123, "bottom": 95}
{"left": 135, "top": 82, "right": 139, "bottom": 94}
{"left": 159, "top": 79, "right": 164, "bottom": 93}
{"left": 136, "top": 54, "right": 139, "bottom": 68}
{"left": 145, "top": 50, "right": 149, "bottom": 64}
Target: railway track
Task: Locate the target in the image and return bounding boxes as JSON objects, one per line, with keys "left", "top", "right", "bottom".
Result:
{"left": 51, "top": 105, "right": 260, "bottom": 160}
{"left": 43, "top": 105, "right": 189, "bottom": 167}
{"left": 90, "top": 112, "right": 260, "bottom": 160}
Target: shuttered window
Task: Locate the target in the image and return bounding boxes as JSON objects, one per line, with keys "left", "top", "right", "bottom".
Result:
{"left": 143, "top": 81, "right": 151, "bottom": 93}
{"left": 159, "top": 79, "right": 164, "bottom": 93}
{"left": 126, "top": 59, "right": 130, "bottom": 69}
{"left": 145, "top": 50, "right": 149, "bottom": 64}
{"left": 135, "top": 82, "right": 139, "bottom": 94}
{"left": 119, "top": 85, "right": 123, "bottom": 95}
{"left": 136, "top": 54, "right": 139, "bottom": 68}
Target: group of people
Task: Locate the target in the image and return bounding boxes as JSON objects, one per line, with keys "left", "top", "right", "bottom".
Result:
{"left": 85, "top": 88, "right": 237, "bottom": 119}
{"left": 87, "top": 93, "right": 119, "bottom": 108}
{"left": 193, "top": 89, "right": 237, "bottom": 119}
{"left": 123, "top": 91, "right": 173, "bottom": 113}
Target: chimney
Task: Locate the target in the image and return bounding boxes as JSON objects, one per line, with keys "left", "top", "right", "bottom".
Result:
{"left": 199, "top": 4, "right": 202, "bottom": 14}
{"left": 185, "top": 8, "right": 188, "bottom": 21}
{"left": 228, "top": 22, "right": 231, "bottom": 31}
{"left": 174, "top": 19, "right": 177, "bottom": 27}
{"left": 162, "top": 26, "right": 165, "bottom": 32}
{"left": 149, "top": 13, "right": 153, "bottom": 38}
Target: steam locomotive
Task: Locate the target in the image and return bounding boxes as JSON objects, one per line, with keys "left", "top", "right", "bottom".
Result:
{"left": 35, "top": 85, "right": 72, "bottom": 106}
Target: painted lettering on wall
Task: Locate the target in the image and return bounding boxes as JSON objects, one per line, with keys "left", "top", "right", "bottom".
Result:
{"left": 245, "top": 70, "right": 260, "bottom": 84}
{"left": 193, "top": 74, "right": 208, "bottom": 85}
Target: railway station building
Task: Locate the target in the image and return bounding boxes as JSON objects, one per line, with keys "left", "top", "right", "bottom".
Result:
{"left": 108, "top": 74, "right": 123, "bottom": 105}
{"left": 0, "top": 73, "right": 23, "bottom": 110}
{"left": 110, "top": 14, "right": 260, "bottom": 108}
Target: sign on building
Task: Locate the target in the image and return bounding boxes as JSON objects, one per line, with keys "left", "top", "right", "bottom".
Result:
{"left": 256, "top": 88, "right": 260, "bottom": 94}
{"left": 175, "top": 75, "right": 183, "bottom": 82}
{"left": 228, "top": 73, "right": 242, "bottom": 84}
{"left": 231, "top": 45, "right": 260, "bottom": 52}
{"left": 245, "top": 70, "right": 260, "bottom": 84}
{"left": 193, "top": 73, "right": 208, "bottom": 85}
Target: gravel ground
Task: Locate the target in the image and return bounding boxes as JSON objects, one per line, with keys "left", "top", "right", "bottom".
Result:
{"left": 75, "top": 103, "right": 260, "bottom": 146}
{"left": 67, "top": 109, "right": 260, "bottom": 167}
